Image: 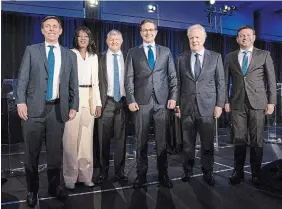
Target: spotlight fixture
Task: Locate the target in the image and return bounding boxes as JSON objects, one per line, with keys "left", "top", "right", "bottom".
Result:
{"left": 88, "top": 0, "right": 98, "bottom": 7}
{"left": 147, "top": 4, "right": 157, "bottom": 13}
{"left": 209, "top": 0, "right": 216, "bottom": 5}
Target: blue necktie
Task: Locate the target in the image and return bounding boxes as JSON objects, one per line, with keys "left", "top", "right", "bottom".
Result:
{"left": 147, "top": 45, "right": 155, "bottom": 70}
{"left": 46, "top": 45, "right": 55, "bottom": 101}
{"left": 194, "top": 53, "right": 201, "bottom": 79}
{"left": 113, "top": 54, "right": 120, "bottom": 102}
{"left": 242, "top": 51, "right": 249, "bottom": 76}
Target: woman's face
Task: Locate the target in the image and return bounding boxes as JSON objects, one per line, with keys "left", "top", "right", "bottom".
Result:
{"left": 77, "top": 30, "right": 89, "bottom": 49}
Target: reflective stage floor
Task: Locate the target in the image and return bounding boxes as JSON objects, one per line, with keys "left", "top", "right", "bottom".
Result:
{"left": 1, "top": 127, "right": 282, "bottom": 209}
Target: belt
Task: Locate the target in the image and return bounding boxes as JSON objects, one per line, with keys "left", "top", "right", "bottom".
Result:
{"left": 79, "top": 85, "right": 92, "bottom": 88}
{"left": 46, "top": 99, "right": 60, "bottom": 104}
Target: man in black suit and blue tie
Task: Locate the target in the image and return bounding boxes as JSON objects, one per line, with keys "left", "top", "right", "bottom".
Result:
{"left": 16, "top": 16, "right": 79, "bottom": 207}
{"left": 125, "top": 19, "right": 178, "bottom": 188}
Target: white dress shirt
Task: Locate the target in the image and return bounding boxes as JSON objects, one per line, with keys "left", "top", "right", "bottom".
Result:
{"left": 106, "top": 49, "right": 126, "bottom": 97}
{"left": 143, "top": 42, "right": 156, "bottom": 61}
{"left": 190, "top": 48, "right": 205, "bottom": 77}
{"left": 45, "top": 41, "right": 61, "bottom": 100}
{"left": 72, "top": 49, "right": 92, "bottom": 85}
{"left": 238, "top": 47, "right": 253, "bottom": 68}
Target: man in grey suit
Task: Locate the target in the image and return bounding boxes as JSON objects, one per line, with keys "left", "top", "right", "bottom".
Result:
{"left": 225, "top": 25, "right": 276, "bottom": 185}
{"left": 98, "top": 30, "right": 128, "bottom": 183}
{"left": 16, "top": 16, "right": 79, "bottom": 207}
{"left": 176, "top": 24, "right": 225, "bottom": 186}
{"left": 125, "top": 19, "right": 178, "bottom": 188}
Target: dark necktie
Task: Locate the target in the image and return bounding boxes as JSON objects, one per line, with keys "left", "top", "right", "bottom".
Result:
{"left": 46, "top": 45, "right": 55, "bottom": 101}
{"left": 194, "top": 53, "right": 201, "bottom": 79}
{"left": 113, "top": 54, "right": 120, "bottom": 102}
{"left": 242, "top": 51, "right": 249, "bottom": 76}
{"left": 147, "top": 45, "right": 155, "bottom": 70}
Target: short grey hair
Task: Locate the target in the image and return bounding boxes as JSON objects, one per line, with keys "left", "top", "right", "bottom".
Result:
{"left": 107, "top": 29, "right": 123, "bottom": 41}
{"left": 187, "top": 24, "right": 207, "bottom": 39}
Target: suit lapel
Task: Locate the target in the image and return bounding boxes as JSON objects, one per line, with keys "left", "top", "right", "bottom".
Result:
{"left": 139, "top": 44, "right": 152, "bottom": 71}
{"left": 102, "top": 51, "right": 108, "bottom": 88}
{"left": 60, "top": 46, "right": 66, "bottom": 80}
{"left": 232, "top": 50, "right": 242, "bottom": 75}
{"left": 39, "top": 43, "right": 48, "bottom": 73}
{"left": 200, "top": 49, "right": 211, "bottom": 79}
{"left": 247, "top": 48, "right": 258, "bottom": 74}
{"left": 154, "top": 45, "right": 161, "bottom": 70}
{"left": 185, "top": 52, "right": 194, "bottom": 81}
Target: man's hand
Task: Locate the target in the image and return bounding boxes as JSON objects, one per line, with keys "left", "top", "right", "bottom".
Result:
{"left": 129, "top": 103, "right": 139, "bottom": 112}
{"left": 175, "top": 106, "right": 181, "bottom": 118}
{"left": 95, "top": 106, "right": 102, "bottom": 118}
{"left": 225, "top": 103, "right": 231, "bottom": 113}
{"left": 214, "top": 106, "right": 222, "bottom": 119}
{"left": 265, "top": 104, "right": 275, "bottom": 115}
{"left": 17, "top": 104, "right": 28, "bottom": 121}
{"left": 69, "top": 109, "right": 77, "bottom": 121}
{"left": 167, "top": 100, "right": 176, "bottom": 109}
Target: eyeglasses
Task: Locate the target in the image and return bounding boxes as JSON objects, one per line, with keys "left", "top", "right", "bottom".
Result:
{"left": 141, "top": 29, "right": 157, "bottom": 33}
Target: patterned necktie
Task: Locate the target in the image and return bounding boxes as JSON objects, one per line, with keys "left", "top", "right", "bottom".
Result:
{"left": 113, "top": 54, "right": 120, "bottom": 102}
{"left": 147, "top": 45, "right": 155, "bottom": 70}
{"left": 242, "top": 50, "right": 249, "bottom": 76}
{"left": 46, "top": 45, "right": 55, "bottom": 101}
{"left": 194, "top": 53, "right": 201, "bottom": 79}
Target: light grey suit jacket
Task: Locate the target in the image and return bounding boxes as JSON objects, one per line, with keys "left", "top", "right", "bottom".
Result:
{"left": 224, "top": 48, "right": 277, "bottom": 110}
{"left": 125, "top": 44, "right": 178, "bottom": 105}
{"left": 177, "top": 50, "right": 225, "bottom": 117}
{"left": 16, "top": 43, "right": 79, "bottom": 122}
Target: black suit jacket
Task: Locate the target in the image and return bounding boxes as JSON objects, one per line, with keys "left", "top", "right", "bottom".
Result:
{"left": 16, "top": 43, "right": 79, "bottom": 122}
{"left": 177, "top": 50, "right": 225, "bottom": 117}
{"left": 125, "top": 44, "right": 178, "bottom": 105}
{"left": 224, "top": 48, "right": 277, "bottom": 110}
{"left": 98, "top": 51, "right": 127, "bottom": 108}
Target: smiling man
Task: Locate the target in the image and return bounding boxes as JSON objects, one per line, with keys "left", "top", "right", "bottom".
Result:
{"left": 16, "top": 16, "right": 79, "bottom": 207}
{"left": 225, "top": 25, "right": 276, "bottom": 186}
{"left": 176, "top": 24, "right": 225, "bottom": 186}
{"left": 125, "top": 19, "right": 178, "bottom": 188}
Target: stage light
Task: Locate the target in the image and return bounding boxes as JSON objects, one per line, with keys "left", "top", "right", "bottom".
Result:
{"left": 88, "top": 0, "right": 98, "bottom": 7}
{"left": 209, "top": 0, "right": 216, "bottom": 5}
{"left": 147, "top": 4, "right": 157, "bottom": 13}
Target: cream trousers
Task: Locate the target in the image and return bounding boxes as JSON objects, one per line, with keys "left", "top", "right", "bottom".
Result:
{"left": 63, "top": 87, "right": 95, "bottom": 183}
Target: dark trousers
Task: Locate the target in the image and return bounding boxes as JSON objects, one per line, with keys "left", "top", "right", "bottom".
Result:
{"left": 98, "top": 97, "right": 127, "bottom": 176}
{"left": 232, "top": 101, "right": 265, "bottom": 177}
{"left": 182, "top": 102, "right": 215, "bottom": 172}
{"left": 134, "top": 95, "right": 168, "bottom": 177}
{"left": 22, "top": 101, "right": 65, "bottom": 193}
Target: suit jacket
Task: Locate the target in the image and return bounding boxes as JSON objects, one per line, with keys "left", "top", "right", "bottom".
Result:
{"left": 72, "top": 49, "right": 101, "bottom": 115}
{"left": 125, "top": 44, "right": 178, "bottom": 105}
{"left": 16, "top": 43, "right": 79, "bottom": 122}
{"left": 98, "top": 51, "right": 127, "bottom": 108}
{"left": 177, "top": 49, "right": 225, "bottom": 117}
{"left": 224, "top": 48, "right": 277, "bottom": 110}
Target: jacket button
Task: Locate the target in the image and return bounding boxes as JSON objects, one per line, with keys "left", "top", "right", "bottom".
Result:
{"left": 45, "top": 78, "right": 48, "bottom": 80}
{"left": 44, "top": 91, "right": 47, "bottom": 93}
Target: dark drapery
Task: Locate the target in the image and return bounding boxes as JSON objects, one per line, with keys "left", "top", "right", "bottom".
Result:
{"left": 2, "top": 11, "right": 281, "bottom": 83}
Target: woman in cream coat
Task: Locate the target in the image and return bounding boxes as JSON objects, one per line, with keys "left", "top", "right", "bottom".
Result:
{"left": 63, "top": 26, "right": 102, "bottom": 189}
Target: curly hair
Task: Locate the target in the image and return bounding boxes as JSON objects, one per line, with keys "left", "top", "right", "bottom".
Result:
{"left": 72, "top": 26, "right": 96, "bottom": 55}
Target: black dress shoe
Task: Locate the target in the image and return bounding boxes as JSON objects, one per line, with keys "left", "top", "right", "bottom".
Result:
{"left": 114, "top": 173, "right": 128, "bottom": 182}
{"left": 48, "top": 185, "right": 68, "bottom": 200}
{"left": 26, "top": 192, "right": 38, "bottom": 208}
{"left": 133, "top": 176, "right": 147, "bottom": 188}
{"left": 229, "top": 170, "right": 244, "bottom": 185}
{"left": 158, "top": 173, "right": 173, "bottom": 188}
{"left": 181, "top": 171, "right": 193, "bottom": 182}
{"left": 251, "top": 176, "right": 260, "bottom": 186}
{"left": 203, "top": 172, "right": 215, "bottom": 186}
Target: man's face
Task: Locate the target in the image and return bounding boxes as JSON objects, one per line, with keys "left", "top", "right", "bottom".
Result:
{"left": 187, "top": 28, "right": 206, "bottom": 53}
{"left": 140, "top": 22, "right": 157, "bottom": 44}
{"left": 236, "top": 28, "right": 255, "bottom": 50}
{"left": 41, "top": 18, "right": 62, "bottom": 43}
{"left": 106, "top": 34, "right": 123, "bottom": 52}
